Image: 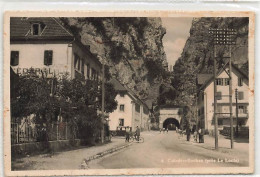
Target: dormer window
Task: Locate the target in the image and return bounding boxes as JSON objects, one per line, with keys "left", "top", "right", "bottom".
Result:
{"left": 31, "top": 23, "right": 45, "bottom": 36}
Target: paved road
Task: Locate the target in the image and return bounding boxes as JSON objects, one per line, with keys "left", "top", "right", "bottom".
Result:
{"left": 88, "top": 131, "right": 249, "bottom": 169}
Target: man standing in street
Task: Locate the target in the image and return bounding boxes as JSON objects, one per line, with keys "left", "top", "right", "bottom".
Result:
{"left": 125, "top": 126, "right": 130, "bottom": 142}
{"left": 198, "top": 128, "right": 204, "bottom": 143}
{"left": 135, "top": 126, "right": 140, "bottom": 141}
{"left": 186, "top": 126, "right": 191, "bottom": 141}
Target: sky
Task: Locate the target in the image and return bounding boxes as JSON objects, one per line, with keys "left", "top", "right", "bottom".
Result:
{"left": 161, "top": 18, "right": 193, "bottom": 68}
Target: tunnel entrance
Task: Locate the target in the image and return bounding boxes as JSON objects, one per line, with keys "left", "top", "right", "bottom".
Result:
{"left": 163, "top": 118, "right": 180, "bottom": 130}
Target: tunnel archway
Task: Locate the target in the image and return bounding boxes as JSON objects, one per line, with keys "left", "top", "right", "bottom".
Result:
{"left": 163, "top": 118, "right": 180, "bottom": 130}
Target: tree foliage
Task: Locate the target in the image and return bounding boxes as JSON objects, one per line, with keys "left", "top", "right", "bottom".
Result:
{"left": 11, "top": 72, "right": 118, "bottom": 140}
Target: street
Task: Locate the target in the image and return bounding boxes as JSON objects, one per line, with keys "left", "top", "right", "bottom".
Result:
{"left": 88, "top": 131, "right": 249, "bottom": 169}
{"left": 12, "top": 131, "right": 249, "bottom": 170}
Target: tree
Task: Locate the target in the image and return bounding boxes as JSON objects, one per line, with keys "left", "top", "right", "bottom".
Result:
{"left": 11, "top": 72, "right": 118, "bottom": 142}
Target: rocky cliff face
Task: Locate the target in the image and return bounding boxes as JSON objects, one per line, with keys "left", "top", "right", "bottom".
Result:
{"left": 171, "top": 17, "right": 249, "bottom": 105}
{"left": 60, "top": 17, "right": 168, "bottom": 105}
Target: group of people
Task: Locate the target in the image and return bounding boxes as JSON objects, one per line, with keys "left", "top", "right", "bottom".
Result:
{"left": 159, "top": 128, "right": 169, "bottom": 133}
{"left": 177, "top": 127, "right": 204, "bottom": 143}
{"left": 125, "top": 126, "right": 140, "bottom": 142}
{"left": 192, "top": 128, "right": 204, "bottom": 143}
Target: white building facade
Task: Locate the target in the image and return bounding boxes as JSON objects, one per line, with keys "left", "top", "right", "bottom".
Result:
{"left": 10, "top": 17, "right": 102, "bottom": 80}
{"left": 197, "top": 64, "right": 249, "bottom": 134}
{"left": 109, "top": 79, "right": 150, "bottom": 132}
{"left": 10, "top": 17, "right": 103, "bottom": 144}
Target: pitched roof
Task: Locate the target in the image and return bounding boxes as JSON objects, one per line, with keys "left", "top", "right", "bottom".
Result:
{"left": 197, "top": 74, "right": 213, "bottom": 85}
{"left": 10, "top": 17, "right": 73, "bottom": 40}
{"left": 109, "top": 78, "right": 128, "bottom": 92}
{"left": 109, "top": 78, "right": 149, "bottom": 109}
{"left": 199, "top": 62, "right": 249, "bottom": 91}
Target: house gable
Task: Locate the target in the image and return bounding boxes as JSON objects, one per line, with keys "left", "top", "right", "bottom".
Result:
{"left": 200, "top": 63, "right": 248, "bottom": 91}
{"left": 10, "top": 17, "right": 74, "bottom": 43}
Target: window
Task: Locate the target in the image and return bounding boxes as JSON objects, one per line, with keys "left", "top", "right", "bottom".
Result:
{"left": 81, "top": 61, "right": 84, "bottom": 75}
{"left": 143, "top": 107, "right": 149, "bottom": 115}
{"left": 216, "top": 78, "right": 230, "bottom": 86}
{"left": 238, "top": 92, "right": 244, "bottom": 100}
{"left": 224, "top": 78, "right": 230, "bottom": 86}
{"left": 32, "top": 23, "right": 40, "bottom": 35}
{"left": 201, "top": 107, "right": 204, "bottom": 114}
{"left": 238, "top": 77, "right": 243, "bottom": 87}
{"left": 216, "top": 92, "right": 222, "bottom": 100}
{"left": 218, "top": 119, "right": 223, "bottom": 126}
{"left": 74, "top": 54, "right": 80, "bottom": 71}
{"left": 216, "top": 78, "right": 229, "bottom": 86}
{"left": 31, "top": 23, "right": 45, "bottom": 36}
{"left": 238, "top": 105, "right": 247, "bottom": 114}
{"left": 216, "top": 78, "right": 223, "bottom": 86}
{"left": 78, "top": 60, "right": 81, "bottom": 72}
{"left": 92, "top": 68, "right": 96, "bottom": 80}
{"left": 87, "top": 64, "right": 90, "bottom": 79}
{"left": 44, "top": 50, "right": 53, "bottom": 66}
{"left": 10, "top": 51, "right": 19, "bottom": 66}
{"left": 97, "top": 72, "right": 100, "bottom": 82}
{"left": 199, "top": 93, "right": 204, "bottom": 102}
{"left": 119, "top": 104, "right": 125, "bottom": 111}
{"left": 119, "top": 119, "right": 124, "bottom": 126}
{"left": 216, "top": 105, "right": 222, "bottom": 113}
{"left": 135, "top": 104, "right": 140, "bottom": 113}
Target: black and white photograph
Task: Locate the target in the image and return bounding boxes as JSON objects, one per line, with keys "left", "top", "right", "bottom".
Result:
{"left": 4, "top": 11, "right": 254, "bottom": 175}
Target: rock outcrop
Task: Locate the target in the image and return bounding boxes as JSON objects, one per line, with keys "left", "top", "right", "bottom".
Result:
{"left": 60, "top": 17, "right": 168, "bottom": 105}
{"left": 171, "top": 17, "right": 249, "bottom": 106}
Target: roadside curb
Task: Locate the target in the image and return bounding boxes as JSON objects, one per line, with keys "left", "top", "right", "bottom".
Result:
{"left": 81, "top": 142, "right": 133, "bottom": 169}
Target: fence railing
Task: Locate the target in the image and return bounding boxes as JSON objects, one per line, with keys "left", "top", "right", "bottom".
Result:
{"left": 11, "top": 122, "right": 74, "bottom": 145}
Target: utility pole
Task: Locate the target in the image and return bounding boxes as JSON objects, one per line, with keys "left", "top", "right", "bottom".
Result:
{"left": 235, "top": 88, "right": 239, "bottom": 136}
{"left": 94, "top": 38, "right": 107, "bottom": 144}
{"left": 101, "top": 62, "right": 105, "bottom": 143}
{"left": 229, "top": 45, "right": 234, "bottom": 149}
{"left": 209, "top": 28, "right": 236, "bottom": 149}
{"left": 213, "top": 45, "right": 218, "bottom": 150}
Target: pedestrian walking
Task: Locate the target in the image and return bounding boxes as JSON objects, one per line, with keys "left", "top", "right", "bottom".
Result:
{"left": 198, "top": 128, "right": 204, "bottom": 143}
{"left": 193, "top": 131, "right": 198, "bottom": 142}
{"left": 166, "top": 128, "right": 169, "bottom": 133}
{"left": 186, "top": 126, "right": 191, "bottom": 141}
{"left": 135, "top": 126, "right": 140, "bottom": 141}
{"left": 125, "top": 126, "right": 130, "bottom": 142}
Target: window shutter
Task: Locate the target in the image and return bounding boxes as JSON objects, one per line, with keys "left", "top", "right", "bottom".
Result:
{"left": 44, "top": 51, "right": 48, "bottom": 65}
{"left": 81, "top": 61, "right": 84, "bottom": 74}
{"left": 238, "top": 92, "right": 244, "bottom": 100}
{"left": 48, "top": 51, "right": 53, "bottom": 65}
{"left": 44, "top": 50, "right": 53, "bottom": 66}
{"left": 74, "top": 54, "right": 78, "bottom": 69}
{"left": 87, "top": 64, "right": 90, "bottom": 79}
{"left": 244, "top": 106, "right": 247, "bottom": 114}
{"left": 217, "top": 92, "right": 222, "bottom": 100}
{"left": 11, "top": 51, "right": 19, "bottom": 66}
{"left": 78, "top": 59, "right": 80, "bottom": 70}
{"left": 238, "top": 77, "right": 243, "bottom": 87}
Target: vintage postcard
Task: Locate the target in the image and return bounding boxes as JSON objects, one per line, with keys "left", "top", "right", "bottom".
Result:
{"left": 3, "top": 11, "right": 255, "bottom": 176}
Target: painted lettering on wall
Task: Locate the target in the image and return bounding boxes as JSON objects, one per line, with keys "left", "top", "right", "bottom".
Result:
{"left": 12, "top": 67, "right": 66, "bottom": 78}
